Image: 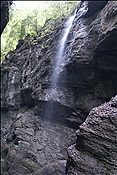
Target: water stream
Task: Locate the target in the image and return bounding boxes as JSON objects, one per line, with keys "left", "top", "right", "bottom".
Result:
{"left": 44, "top": 10, "right": 76, "bottom": 119}
{"left": 52, "top": 10, "right": 76, "bottom": 86}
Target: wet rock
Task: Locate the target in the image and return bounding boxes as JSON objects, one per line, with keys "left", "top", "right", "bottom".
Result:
{"left": 1, "top": 107, "right": 76, "bottom": 175}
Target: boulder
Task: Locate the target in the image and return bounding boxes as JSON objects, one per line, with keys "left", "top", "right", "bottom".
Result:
{"left": 66, "top": 95, "right": 117, "bottom": 175}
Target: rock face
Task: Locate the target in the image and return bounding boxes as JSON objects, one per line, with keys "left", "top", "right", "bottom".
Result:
{"left": 0, "top": 1, "right": 12, "bottom": 35}
{"left": 1, "top": 1, "right": 117, "bottom": 175}
{"left": 66, "top": 95, "right": 117, "bottom": 175}
{"left": 1, "top": 18, "right": 77, "bottom": 175}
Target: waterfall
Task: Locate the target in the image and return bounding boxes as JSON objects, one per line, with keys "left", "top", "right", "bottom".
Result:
{"left": 44, "top": 10, "right": 76, "bottom": 119}
{"left": 52, "top": 10, "right": 76, "bottom": 86}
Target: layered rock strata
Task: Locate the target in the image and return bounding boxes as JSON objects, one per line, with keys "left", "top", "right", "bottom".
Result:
{"left": 66, "top": 95, "right": 117, "bottom": 175}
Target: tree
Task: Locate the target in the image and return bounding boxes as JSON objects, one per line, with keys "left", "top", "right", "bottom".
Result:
{"left": 1, "top": 1, "right": 79, "bottom": 62}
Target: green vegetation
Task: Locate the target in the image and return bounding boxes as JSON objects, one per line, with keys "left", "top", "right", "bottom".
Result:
{"left": 1, "top": 1, "right": 79, "bottom": 62}
{"left": 103, "top": 162, "right": 111, "bottom": 174}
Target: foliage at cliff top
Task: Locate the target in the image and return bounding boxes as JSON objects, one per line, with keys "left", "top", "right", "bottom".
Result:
{"left": 1, "top": 1, "right": 79, "bottom": 62}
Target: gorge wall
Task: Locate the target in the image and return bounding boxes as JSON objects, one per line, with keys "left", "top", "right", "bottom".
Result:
{"left": 1, "top": 1, "right": 117, "bottom": 175}
{"left": 0, "top": 1, "right": 12, "bottom": 35}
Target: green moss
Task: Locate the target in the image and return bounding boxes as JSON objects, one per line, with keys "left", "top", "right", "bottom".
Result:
{"left": 106, "top": 165, "right": 111, "bottom": 171}
{"left": 102, "top": 161, "right": 111, "bottom": 174}
{"left": 103, "top": 162, "right": 107, "bottom": 165}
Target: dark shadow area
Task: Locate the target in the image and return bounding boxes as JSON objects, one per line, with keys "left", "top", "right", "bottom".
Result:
{"left": 94, "top": 29, "right": 117, "bottom": 100}
{"left": 0, "top": 1, "right": 12, "bottom": 35}
{"left": 83, "top": 1, "right": 108, "bottom": 17}
{"left": 34, "top": 100, "right": 86, "bottom": 130}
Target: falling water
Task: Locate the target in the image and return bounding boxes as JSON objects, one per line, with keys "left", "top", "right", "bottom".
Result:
{"left": 44, "top": 10, "right": 76, "bottom": 119}
{"left": 52, "top": 10, "right": 76, "bottom": 86}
